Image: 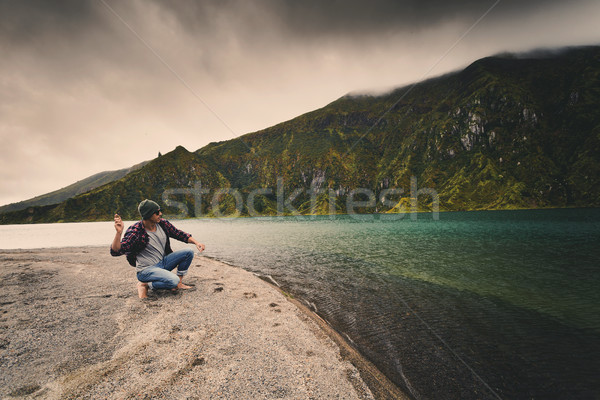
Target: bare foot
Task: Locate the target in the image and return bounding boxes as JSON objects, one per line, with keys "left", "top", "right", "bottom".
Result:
{"left": 137, "top": 282, "right": 149, "bottom": 298}
{"left": 177, "top": 282, "right": 193, "bottom": 290}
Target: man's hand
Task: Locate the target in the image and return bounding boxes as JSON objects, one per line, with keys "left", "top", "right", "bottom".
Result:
{"left": 114, "top": 214, "right": 124, "bottom": 235}
{"left": 188, "top": 237, "right": 205, "bottom": 253}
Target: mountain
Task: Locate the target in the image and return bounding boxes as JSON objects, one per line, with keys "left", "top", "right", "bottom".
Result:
{"left": 1, "top": 45, "right": 599, "bottom": 224}
{"left": 0, "top": 160, "right": 150, "bottom": 215}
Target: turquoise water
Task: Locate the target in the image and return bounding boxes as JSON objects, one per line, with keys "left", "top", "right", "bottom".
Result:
{"left": 176, "top": 209, "right": 600, "bottom": 399}
{"left": 1, "top": 209, "right": 599, "bottom": 398}
{"left": 177, "top": 210, "right": 600, "bottom": 331}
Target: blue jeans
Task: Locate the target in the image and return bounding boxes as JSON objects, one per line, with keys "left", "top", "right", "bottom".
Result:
{"left": 136, "top": 249, "right": 194, "bottom": 290}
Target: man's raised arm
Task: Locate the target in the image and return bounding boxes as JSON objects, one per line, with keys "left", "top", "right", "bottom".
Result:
{"left": 111, "top": 214, "right": 124, "bottom": 253}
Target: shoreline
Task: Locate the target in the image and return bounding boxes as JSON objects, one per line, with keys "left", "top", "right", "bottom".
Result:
{"left": 265, "top": 282, "right": 409, "bottom": 400}
{"left": 2, "top": 205, "right": 596, "bottom": 226}
{"left": 0, "top": 246, "right": 408, "bottom": 399}
{"left": 153, "top": 253, "right": 408, "bottom": 398}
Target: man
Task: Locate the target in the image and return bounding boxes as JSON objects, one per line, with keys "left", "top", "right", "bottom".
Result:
{"left": 110, "top": 199, "right": 205, "bottom": 299}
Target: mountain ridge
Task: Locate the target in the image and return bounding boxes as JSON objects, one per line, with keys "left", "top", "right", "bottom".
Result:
{"left": 0, "top": 160, "right": 150, "bottom": 214}
{"left": 1, "top": 45, "right": 599, "bottom": 224}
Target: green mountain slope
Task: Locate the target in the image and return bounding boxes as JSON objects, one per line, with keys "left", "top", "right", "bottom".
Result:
{"left": 2, "top": 46, "right": 599, "bottom": 224}
{"left": 0, "top": 160, "right": 150, "bottom": 214}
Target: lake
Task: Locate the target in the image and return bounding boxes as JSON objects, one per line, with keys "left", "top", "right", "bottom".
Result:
{"left": 1, "top": 209, "right": 599, "bottom": 399}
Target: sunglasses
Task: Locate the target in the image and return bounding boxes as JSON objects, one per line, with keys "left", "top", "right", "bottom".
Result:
{"left": 154, "top": 210, "right": 161, "bottom": 215}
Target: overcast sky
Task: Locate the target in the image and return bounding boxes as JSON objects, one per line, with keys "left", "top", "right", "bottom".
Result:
{"left": 1, "top": 0, "right": 599, "bottom": 206}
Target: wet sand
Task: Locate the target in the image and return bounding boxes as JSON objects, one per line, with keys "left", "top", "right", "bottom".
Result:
{"left": 0, "top": 247, "right": 406, "bottom": 399}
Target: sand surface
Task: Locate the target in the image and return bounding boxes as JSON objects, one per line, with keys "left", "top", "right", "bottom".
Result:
{"left": 0, "top": 246, "right": 385, "bottom": 399}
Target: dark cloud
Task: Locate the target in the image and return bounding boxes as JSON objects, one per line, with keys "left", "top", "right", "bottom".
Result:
{"left": 0, "top": 0, "right": 599, "bottom": 206}
{"left": 0, "top": 0, "right": 588, "bottom": 46}
{"left": 0, "top": 0, "right": 102, "bottom": 43}
{"left": 154, "top": 0, "right": 569, "bottom": 40}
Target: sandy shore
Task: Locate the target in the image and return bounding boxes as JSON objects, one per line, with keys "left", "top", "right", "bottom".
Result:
{"left": 0, "top": 246, "right": 405, "bottom": 399}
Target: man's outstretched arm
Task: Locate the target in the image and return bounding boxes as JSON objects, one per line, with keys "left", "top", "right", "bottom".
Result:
{"left": 161, "top": 219, "right": 205, "bottom": 253}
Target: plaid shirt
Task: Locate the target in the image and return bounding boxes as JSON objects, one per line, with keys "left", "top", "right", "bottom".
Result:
{"left": 110, "top": 219, "right": 191, "bottom": 266}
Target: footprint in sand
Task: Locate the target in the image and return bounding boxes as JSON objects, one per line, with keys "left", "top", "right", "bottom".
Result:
{"left": 191, "top": 357, "right": 205, "bottom": 366}
{"left": 243, "top": 292, "right": 257, "bottom": 299}
{"left": 213, "top": 283, "right": 224, "bottom": 292}
{"left": 9, "top": 385, "right": 41, "bottom": 397}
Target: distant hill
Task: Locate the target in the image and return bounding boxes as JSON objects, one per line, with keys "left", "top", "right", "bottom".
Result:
{"left": 1, "top": 45, "right": 599, "bottom": 224}
{"left": 0, "top": 160, "right": 149, "bottom": 214}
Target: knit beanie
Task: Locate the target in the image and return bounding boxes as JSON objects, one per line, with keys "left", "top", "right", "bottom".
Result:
{"left": 138, "top": 199, "right": 160, "bottom": 220}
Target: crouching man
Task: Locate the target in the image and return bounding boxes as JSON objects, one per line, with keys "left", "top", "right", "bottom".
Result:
{"left": 110, "top": 199, "right": 205, "bottom": 298}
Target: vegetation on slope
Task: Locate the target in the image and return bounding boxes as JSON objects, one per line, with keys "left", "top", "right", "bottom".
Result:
{"left": 0, "top": 160, "right": 150, "bottom": 214}
{"left": 1, "top": 46, "right": 599, "bottom": 224}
